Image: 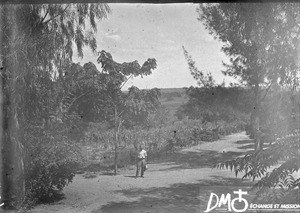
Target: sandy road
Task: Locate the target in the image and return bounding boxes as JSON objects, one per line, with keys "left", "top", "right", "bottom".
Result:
{"left": 31, "top": 132, "right": 255, "bottom": 213}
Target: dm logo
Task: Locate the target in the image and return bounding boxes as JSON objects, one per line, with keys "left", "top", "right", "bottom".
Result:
{"left": 205, "top": 189, "right": 249, "bottom": 213}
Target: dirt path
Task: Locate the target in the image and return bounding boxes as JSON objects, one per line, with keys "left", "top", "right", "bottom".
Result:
{"left": 31, "top": 132, "right": 255, "bottom": 213}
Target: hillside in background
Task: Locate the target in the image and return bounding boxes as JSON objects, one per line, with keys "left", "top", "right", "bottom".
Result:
{"left": 158, "top": 88, "right": 189, "bottom": 121}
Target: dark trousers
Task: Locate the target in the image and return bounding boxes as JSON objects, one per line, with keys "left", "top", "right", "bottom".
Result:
{"left": 136, "top": 159, "right": 146, "bottom": 177}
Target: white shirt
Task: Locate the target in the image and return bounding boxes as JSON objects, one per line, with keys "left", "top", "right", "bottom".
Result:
{"left": 138, "top": 149, "right": 147, "bottom": 159}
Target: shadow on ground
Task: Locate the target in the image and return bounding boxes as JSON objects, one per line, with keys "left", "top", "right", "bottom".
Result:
{"left": 235, "top": 139, "right": 254, "bottom": 150}
{"left": 95, "top": 176, "right": 256, "bottom": 213}
{"left": 123, "top": 175, "right": 138, "bottom": 178}
{"left": 149, "top": 149, "right": 251, "bottom": 172}
{"left": 235, "top": 139, "right": 272, "bottom": 150}
{"left": 36, "top": 190, "right": 65, "bottom": 205}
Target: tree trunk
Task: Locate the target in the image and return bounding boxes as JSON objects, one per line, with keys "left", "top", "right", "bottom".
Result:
{"left": 113, "top": 105, "right": 118, "bottom": 176}
{"left": 113, "top": 140, "right": 118, "bottom": 176}
{"left": 251, "top": 80, "right": 261, "bottom": 151}
{"left": 1, "top": 5, "right": 25, "bottom": 209}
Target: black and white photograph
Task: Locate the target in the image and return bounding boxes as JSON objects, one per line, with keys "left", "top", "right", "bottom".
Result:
{"left": 0, "top": 1, "right": 300, "bottom": 213}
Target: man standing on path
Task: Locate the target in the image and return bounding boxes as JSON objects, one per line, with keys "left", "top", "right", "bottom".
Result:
{"left": 136, "top": 144, "right": 147, "bottom": 178}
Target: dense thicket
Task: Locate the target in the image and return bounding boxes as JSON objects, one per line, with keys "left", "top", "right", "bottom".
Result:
{"left": 175, "top": 86, "right": 252, "bottom": 122}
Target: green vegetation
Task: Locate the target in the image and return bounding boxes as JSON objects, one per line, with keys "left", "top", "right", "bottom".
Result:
{"left": 159, "top": 88, "right": 188, "bottom": 122}
{"left": 82, "top": 119, "right": 245, "bottom": 171}
{"left": 198, "top": 2, "right": 300, "bottom": 204}
{"left": 175, "top": 86, "right": 251, "bottom": 122}
{"left": 1, "top": 3, "right": 111, "bottom": 209}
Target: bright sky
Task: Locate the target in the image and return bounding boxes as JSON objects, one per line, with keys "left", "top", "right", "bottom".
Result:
{"left": 74, "top": 3, "right": 236, "bottom": 90}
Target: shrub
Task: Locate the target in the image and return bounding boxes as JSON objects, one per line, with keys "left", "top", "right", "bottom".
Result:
{"left": 23, "top": 121, "right": 83, "bottom": 206}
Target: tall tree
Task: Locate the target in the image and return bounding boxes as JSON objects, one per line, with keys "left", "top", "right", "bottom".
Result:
{"left": 200, "top": 3, "right": 300, "bottom": 203}
{"left": 198, "top": 3, "right": 300, "bottom": 149}
{"left": 61, "top": 62, "right": 109, "bottom": 122}
{"left": 97, "top": 50, "right": 158, "bottom": 175}
{"left": 0, "top": 3, "right": 110, "bottom": 208}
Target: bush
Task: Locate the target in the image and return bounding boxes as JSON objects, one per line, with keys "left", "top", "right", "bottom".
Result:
{"left": 23, "top": 121, "right": 83, "bottom": 206}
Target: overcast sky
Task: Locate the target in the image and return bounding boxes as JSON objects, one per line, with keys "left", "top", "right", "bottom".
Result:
{"left": 74, "top": 3, "right": 237, "bottom": 90}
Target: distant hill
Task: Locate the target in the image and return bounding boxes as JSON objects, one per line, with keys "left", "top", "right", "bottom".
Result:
{"left": 158, "top": 87, "right": 187, "bottom": 94}
{"left": 158, "top": 88, "right": 189, "bottom": 120}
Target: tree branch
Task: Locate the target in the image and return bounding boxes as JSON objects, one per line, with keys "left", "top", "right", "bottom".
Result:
{"left": 39, "top": 7, "right": 50, "bottom": 26}
{"left": 117, "top": 109, "right": 125, "bottom": 118}
{"left": 42, "top": 5, "right": 70, "bottom": 26}
{"left": 65, "top": 90, "right": 89, "bottom": 111}
{"left": 260, "top": 81, "right": 273, "bottom": 103}
{"left": 120, "top": 74, "right": 133, "bottom": 90}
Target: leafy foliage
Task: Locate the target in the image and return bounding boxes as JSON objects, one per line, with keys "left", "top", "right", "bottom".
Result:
{"left": 198, "top": 3, "right": 300, "bottom": 203}
{"left": 215, "top": 129, "right": 300, "bottom": 203}
{"left": 123, "top": 86, "right": 161, "bottom": 128}
{"left": 24, "top": 121, "right": 83, "bottom": 205}
{"left": 0, "top": 3, "right": 110, "bottom": 208}
{"left": 198, "top": 3, "right": 280, "bottom": 85}
{"left": 94, "top": 50, "right": 159, "bottom": 127}
{"left": 182, "top": 46, "right": 215, "bottom": 88}
{"left": 198, "top": 3, "right": 300, "bottom": 140}
{"left": 176, "top": 86, "right": 251, "bottom": 122}
{"left": 94, "top": 50, "right": 159, "bottom": 174}
{"left": 259, "top": 88, "right": 299, "bottom": 138}
{"left": 60, "top": 56, "right": 160, "bottom": 127}
{"left": 97, "top": 50, "right": 157, "bottom": 78}
{"left": 60, "top": 62, "right": 109, "bottom": 122}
